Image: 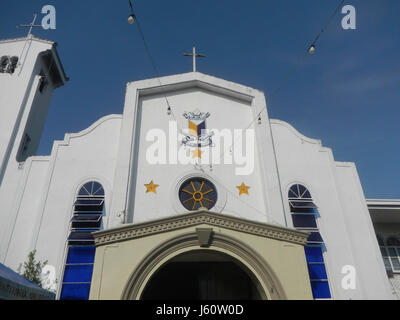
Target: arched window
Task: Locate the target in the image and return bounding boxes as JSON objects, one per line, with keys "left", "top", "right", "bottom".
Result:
{"left": 60, "top": 181, "right": 105, "bottom": 300}
{"left": 288, "top": 184, "right": 331, "bottom": 299}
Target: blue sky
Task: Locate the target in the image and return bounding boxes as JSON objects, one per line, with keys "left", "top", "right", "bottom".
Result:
{"left": 1, "top": 1, "right": 399, "bottom": 198}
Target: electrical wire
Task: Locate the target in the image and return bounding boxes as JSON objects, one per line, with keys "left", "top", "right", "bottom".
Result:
{"left": 128, "top": 0, "right": 182, "bottom": 131}
{"left": 310, "top": 0, "right": 345, "bottom": 48}
{"left": 218, "top": 0, "right": 346, "bottom": 163}
{"left": 205, "top": 0, "right": 346, "bottom": 226}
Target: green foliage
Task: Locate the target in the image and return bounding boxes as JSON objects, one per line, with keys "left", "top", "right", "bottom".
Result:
{"left": 19, "top": 250, "right": 48, "bottom": 287}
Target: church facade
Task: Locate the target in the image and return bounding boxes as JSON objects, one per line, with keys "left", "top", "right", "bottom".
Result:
{"left": 0, "top": 36, "right": 398, "bottom": 300}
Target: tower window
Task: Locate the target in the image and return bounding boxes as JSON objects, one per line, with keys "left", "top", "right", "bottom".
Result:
{"left": 60, "top": 181, "right": 105, "bottom": 300}
{"left": 0, "top": 56, "right": 9, "bottom": 73}
{"left": 288, "top": 184, "right": 331, "bottom": 299}
{"left": 8, "top": 56, "right": 19, "bottom": 73}
{"left": 38, "top": 72, "right": 48, "bottom": 93}
{"left": 0, "top": 56, "right": 19, "bottom": 74}
{"left": 21, "top": 133, "right": 31, "bottom": 152}
{"left": 16, "top": 133, "right": 32, "bottom": 163}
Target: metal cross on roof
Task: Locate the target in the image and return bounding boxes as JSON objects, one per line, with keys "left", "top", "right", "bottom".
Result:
{"left": 183, "top": 46, "right": 205, "bottom": 72}
{"left": 17, "top": 13, "right": 42, "bottom": 38}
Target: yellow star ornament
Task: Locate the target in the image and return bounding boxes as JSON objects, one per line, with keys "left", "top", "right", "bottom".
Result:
{"left": 191, "top": 148, "right": 203, "bottom": 159}
{"left": 145, "top": 180, "right": 159, "bottom": 194}
{"left": 237, "top": 182, "right": 250, "bottom": 195}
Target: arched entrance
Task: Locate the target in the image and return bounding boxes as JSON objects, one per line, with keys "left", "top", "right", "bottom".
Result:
{"left": 141, "top": 250, "right": 262, "bottom": 300}
{"left": 121, "top": 232, "right": 287, "bottom": 300}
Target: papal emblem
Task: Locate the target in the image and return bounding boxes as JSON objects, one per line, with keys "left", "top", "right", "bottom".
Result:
{"left": 182, "top": 111, "right": 214, "bottom": 147}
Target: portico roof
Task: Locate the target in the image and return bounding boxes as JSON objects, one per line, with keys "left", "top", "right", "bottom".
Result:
{"left": 93, "top": 210, "right": 309, "bottom": 246}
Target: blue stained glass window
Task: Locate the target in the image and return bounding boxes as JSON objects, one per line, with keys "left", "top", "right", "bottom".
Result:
{"left": 305, "top": 246, "right": 324, "bottom": 263}
{"left": 60, "top": 181, "right": 104, "bottom": 300}
{"left": 63, "top": 265, "right": 94, "bottom": 283}
{"left": 310, "top": 281, "right": 331, "bottom": 299}
{"left": 60, "top": 283, "right": 91, "bottom": 300}
{"left": 292, "top": 214, "right": 317, "bottom": 228}
{"left": 307, "top": 232, "right": 323, "bottom": 243}
{"left": 307, "top": 264, "right": 328, "bottom": 280}
{"left": 289, "top": 184, "right": 331, "bottom": 299}
{"left": 66, "top": 246, "right": 96, "bottom": 264}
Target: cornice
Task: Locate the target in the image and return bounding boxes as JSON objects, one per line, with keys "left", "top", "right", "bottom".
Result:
{"left": 93, "top": 210, "right": 309, "bottom": 246}
{"left": 127, "top": 72, "right": 258, "bottom": 103}
{"left": 0, "top": 35, "right": 54, "bottom": 45}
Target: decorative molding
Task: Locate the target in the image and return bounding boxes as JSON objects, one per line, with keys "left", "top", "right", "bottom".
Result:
{"left": 93, "top": 210, "right": 309, "bottom": 246}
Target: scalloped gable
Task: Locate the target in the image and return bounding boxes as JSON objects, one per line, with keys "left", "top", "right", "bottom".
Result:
{"left": 45, "top": 114, "right": 122, "bottom": 155}
{"left": 270, "top": 118, "right": 343, "bottom": 164}
{"left": 270, "top": 119, "right": 322, "bottom": 145}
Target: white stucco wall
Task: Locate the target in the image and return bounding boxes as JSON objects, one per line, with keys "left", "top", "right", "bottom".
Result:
{"left": 129, "top": 88, "right": 270, "bottom": 223}
{"left": 0, "top": 115, "right": 122, "bottom": 294}
{"left": 270, "top": 119, "right": 393, "bottom": 299}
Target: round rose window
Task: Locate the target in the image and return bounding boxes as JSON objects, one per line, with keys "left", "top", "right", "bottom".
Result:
{"left": 179, "top": 177, "right": 217, "bottom": 211}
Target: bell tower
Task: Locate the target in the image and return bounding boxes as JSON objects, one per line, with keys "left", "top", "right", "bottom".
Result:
{"left": 0, "top": 35, "right": 68, "bottom": 262}
{"left": 0, "top": 35, "right": 68, "bottom": 183}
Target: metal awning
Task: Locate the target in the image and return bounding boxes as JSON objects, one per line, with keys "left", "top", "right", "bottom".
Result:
{"left": 0, "top": 263, "right": 55, "bottom": 300}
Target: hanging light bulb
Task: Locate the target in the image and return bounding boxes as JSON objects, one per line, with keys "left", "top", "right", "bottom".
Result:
{"left": 308, "top": 44, "right": 316, "bottom": 54}
{"left": 258, "top": 116, "right": 262, "bottom": 125}
{"left": 167, "top": 106, "right": 171, "bottom": 115}
{"left": 128, "top": 13, "right": 136, "bottom": 24}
